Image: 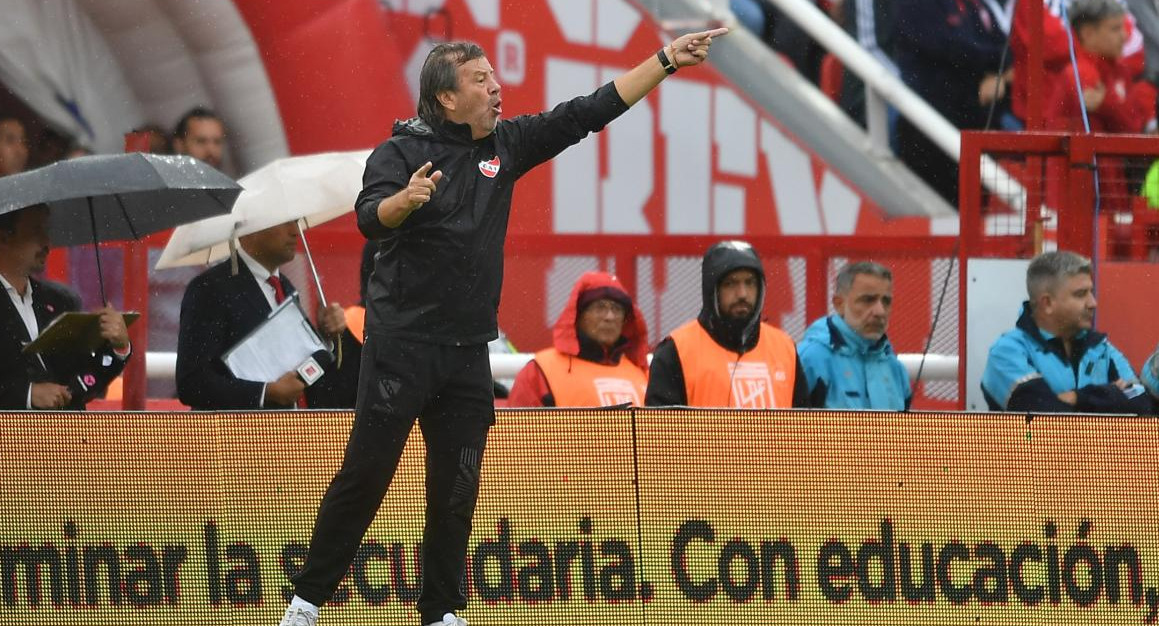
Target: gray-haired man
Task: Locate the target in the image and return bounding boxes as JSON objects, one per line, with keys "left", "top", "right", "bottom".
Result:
{"left": 981, "top": 250, "right": 1151, "bottom": 413}
{"left": 798, "top": 261, "right": 910, "bottom": 410}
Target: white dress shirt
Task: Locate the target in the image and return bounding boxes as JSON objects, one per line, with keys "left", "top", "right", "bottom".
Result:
{"left": 234, "top": 247, "right": 286, "bottom": 407}
{"left": 1, "top": 273, "right": 39, "bottom": 408}
{"left": 237, "top": 247, "right": 282, "bottom": 310}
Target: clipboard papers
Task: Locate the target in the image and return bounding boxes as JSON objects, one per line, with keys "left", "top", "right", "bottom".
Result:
{"left": 22, "top": 311, "right": 140, "bottom": 355}
{"left": 222, "top": 294, "right": 327, "bottom": 383}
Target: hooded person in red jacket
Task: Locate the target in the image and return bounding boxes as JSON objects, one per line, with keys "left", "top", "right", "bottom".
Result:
{"left": 507, "top": 271, "right": 649, "bottom": 407}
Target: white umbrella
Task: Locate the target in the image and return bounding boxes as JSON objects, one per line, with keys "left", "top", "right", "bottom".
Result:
{"left": 155, "top": 149, "right": 371, "bottom": 303}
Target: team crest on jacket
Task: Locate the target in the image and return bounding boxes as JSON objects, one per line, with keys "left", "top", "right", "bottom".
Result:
{"left": 478, "top": 155, "right": 500, "bottom": 178}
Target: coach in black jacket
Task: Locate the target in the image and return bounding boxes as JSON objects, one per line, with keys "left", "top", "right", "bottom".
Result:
{"left": 0, "top": 205, "right": 130, "bottom": 410}
{"left": 176, "top": 221, "right": 360, "bottom": 411}
{"left": 282, "top": 29, "right": 729, "bottom": 626}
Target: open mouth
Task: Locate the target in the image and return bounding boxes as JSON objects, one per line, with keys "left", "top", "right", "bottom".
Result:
{"left": 491, "top": 100, "right": 503, "bottom": 115}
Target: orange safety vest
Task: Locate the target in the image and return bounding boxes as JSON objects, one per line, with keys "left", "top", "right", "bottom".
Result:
{"left": 669, "top": 321, "right": 797, "bottom": 408}
{"left": 534, "top": 348, "right": 648, "bottom": 407}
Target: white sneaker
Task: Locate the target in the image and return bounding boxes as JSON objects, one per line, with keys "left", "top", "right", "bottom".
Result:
{"left": 279, "top": 606, "right": 318, "bottom": 626}
{"left": 425, "top": 613, "right": 468, "bottom": 626}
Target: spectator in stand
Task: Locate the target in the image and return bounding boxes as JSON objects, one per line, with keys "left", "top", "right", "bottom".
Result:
{"left": 1047, "top": 0, "right": 1156, "bottom": 133}
{"left": 895, "top": 0, "right": 1010, "bottom": 206}
{"left": 772, "top": 1, "right": 833, "bottom": 84}
{"left": 1126, "top": 0, "right": 1159, "bottom": 122}
{"left": 836, "top": 0, "right": 899, "bottom": 128}
{"left": 646, "top": 240, "right": 810, "bottom": 408}
{"left": 798, "top": 261, "right": 911, "bottom": 410}
{"left": 731, "top": 0, "right": 829, "bottom": 84}
{"left": 1046, "top": 0, "right": 1156, "bottom": 212}
{"left": 732, "top": 0, "right": 772, "bottom": 36}
{"left": 0, "top": 117, "right": 29, "bottom": 177}
{"left": 1011, "top": 0, "right": 1077, "bottom": 127}
{"left": 508, "top": 271, "right": 649, "bottom": 407}
{"left": 173, "top": 106, "right": 226, "bottom": 172}
{"left": 981, "top": 250, "right": 1152, "bottom": 414}
{"left": 1012, "top": 0, "right": 1148, "bottom": 127}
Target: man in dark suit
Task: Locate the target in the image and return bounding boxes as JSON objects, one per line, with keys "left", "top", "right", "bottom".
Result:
{"left": 176, "top": 220, "right": 360, "bottom": 410}
{"left": 0, "top": 204, "right": 130, "bottom": 410}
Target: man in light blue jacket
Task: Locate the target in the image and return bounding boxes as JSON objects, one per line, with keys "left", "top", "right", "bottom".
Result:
{"left": 798, "top": 261, "right": 911, "bottom": 410}
{"left": 981, "top": 250, "right": 1151, "bottom": 414}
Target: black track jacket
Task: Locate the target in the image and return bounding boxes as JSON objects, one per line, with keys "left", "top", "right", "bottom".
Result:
{"left": 356, "top": 83, "right": 629, "bottom": 345}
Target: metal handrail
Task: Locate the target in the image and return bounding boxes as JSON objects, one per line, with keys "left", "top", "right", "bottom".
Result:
{"left": 141, "top": 351, "right": 958, "bottom": 382}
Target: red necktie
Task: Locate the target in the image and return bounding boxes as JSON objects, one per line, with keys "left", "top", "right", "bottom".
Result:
{"left": 266, "top": 274, "right": 306, "bottom": 408}
{"left": 266, "top": 275, "right": 286, "bottom": 304}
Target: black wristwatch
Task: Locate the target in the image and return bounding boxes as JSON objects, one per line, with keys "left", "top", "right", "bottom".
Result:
{"left": 657, "top": 48, "right": 677, "bottom": 75}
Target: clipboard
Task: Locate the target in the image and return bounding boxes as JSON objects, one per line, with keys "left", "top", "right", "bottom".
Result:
{"left": 221, "top": 294, "right": 327, "bottom": 383}
{"left": 22, "top": 311, "right": 140, "bottom": 355}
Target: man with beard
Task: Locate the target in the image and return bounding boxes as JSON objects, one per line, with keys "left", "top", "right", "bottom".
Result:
{"left": 798, "top": 261, "right": 911, "bottom": 410}
{"left": 0, "top": 117, "right": 29, "bottom": 176}
{"left": 0, "top": 204, "right": 130, "bottom": 409}
{"left": 172, "top": 106, "right": 227, "bottom": 172}
{"left": 645, "top": 240, "right": 809, "bottom": 408}
{"left": 981, "top": 250, "right": 1152, "bottom": 413}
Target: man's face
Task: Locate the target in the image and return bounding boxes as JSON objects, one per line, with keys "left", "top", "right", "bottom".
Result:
{"left": 241, "top": 221, "right": 298, "bottom": 269}
{"left": 441, "top": 57, "right": 502, "bottom": 139}
{"left": 1081, "top": 15, "right": 1126, "bottom": 60}
{"left": 577, "top": 298, "right": 627, "bottom": 350}
{"left": 0, "top": 206, "right": 51, "bottom": 276}
{"left": 833, "top": 273, "right": 893, "bottom": 341}
{"left": 0, "top": 120, "right": 29, "bottom": 176}
{"left": 174, "top": 117, "right": 226, "bottom": 169}
{"left": 717, "top": 268, "right": 760, "bottom": 321}
{"left": 1041, "top": 273, "right": 1097, "bottom": 336}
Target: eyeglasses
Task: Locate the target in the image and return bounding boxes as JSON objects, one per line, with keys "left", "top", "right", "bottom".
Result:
{"left": 585, "top": 300, "right": 627, "bottom": 317}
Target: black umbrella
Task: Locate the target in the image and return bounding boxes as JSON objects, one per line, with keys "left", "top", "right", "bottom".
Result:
{"left": 0, "top": 153, "right": 241, "bottom": 302}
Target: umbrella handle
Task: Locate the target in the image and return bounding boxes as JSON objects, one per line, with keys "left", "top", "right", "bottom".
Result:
{"left": 297, "top": 221, "right": 342, "bottom": 368}
{"left": 297, "top": 221, "right": 327, "bottom": 305}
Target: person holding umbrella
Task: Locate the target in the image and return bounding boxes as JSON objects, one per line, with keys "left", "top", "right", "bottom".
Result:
{"left": 176, "top": 220, "right": 361, "bottom": 410}
{"left": 0, "top": 204, "right": 130, "bottom": 410}
{"left": 0, "top": 150, "right": 242, "bottom": 408}
{"left": 280, "top": 29, "right": 729, "bottom": 626}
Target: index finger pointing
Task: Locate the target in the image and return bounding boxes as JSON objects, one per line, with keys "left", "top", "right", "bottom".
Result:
{"left": 698, "top": 27, "right": 730, "bottom": 39}
{"left": 414, "top": 161, "right": 434, "bottom": 178}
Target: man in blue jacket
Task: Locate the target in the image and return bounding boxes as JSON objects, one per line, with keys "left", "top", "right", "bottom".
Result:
{"left": 981, "top": 250, "right": 1152, "bottom": 414}
{"left": 798, "top": 261, "right": 911, "bottom": 410}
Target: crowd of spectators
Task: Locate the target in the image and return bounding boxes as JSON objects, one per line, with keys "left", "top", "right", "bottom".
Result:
{"left": 734, "top": 0, "right": 1159, "bottom": 207}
